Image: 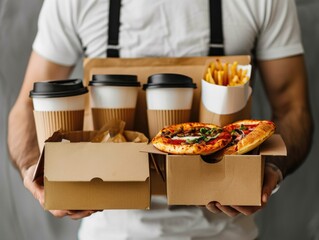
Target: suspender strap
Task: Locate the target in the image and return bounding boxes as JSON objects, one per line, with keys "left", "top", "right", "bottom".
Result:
{"left": 107, "top": 0, "right": 121, "bottom": 57}
{"left": 106, "top": 0, "right": 222, "bottom": 57}
{"left": 209, "top": 0, "right": 224, "bottom": 56}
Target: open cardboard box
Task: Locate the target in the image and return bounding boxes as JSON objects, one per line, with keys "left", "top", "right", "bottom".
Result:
{"left": 142, "top": 134, "right": 287, "bottom": 206}
{"left": 33, "top": 130, "right": 150, "bottom": 210}
{"left": 83, "top": 56, "right": 252, "bottom": 196}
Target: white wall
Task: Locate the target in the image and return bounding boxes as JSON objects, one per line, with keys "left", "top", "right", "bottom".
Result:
{"left": 0, "top": 0, "right": 318, "bottom": 239}
{"left": 254, "top": 1, "right": 319, "bottom": 239}
{"left": 0, "top": 1, "right": 80, "bottom": 239}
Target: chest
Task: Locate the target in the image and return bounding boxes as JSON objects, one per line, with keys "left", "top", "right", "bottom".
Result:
{"left": 78, "top": 0, "right": 260, "bottom": 58}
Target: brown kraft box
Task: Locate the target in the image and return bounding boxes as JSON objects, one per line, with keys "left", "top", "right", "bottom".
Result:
{"left": 142, "top": 134, "right": 287, "bottom": 206}
{"left": 83, "top": 56, "right": 252, "bottom": 196}
{"left": 83, "top": 55, "right": 251, "bottom": 134}
{"left": 33, "top": 130, "right": 150, "bottom": 210}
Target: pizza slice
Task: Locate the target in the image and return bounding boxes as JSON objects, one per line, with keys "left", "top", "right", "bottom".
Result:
{"left": 151, "top": 122, "right": 232, "bottom": 155}
{"left": 212, "top": 119, "right": 276, "bottom": 159}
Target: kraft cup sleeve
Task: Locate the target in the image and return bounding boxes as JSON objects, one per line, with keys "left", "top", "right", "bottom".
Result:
{"left": 91, "top": 108, "right": 136, "bottom": 131}
{"left": 33, "top": 110, "right": 85, "bottom": 150}
{"left": 147, "top": 109, "right": 191, "bottom": 139}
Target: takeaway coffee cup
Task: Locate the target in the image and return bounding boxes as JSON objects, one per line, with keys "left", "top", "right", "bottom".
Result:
{"left": 29, "top": 79, "right": 88, "bottom": 150}
{"left": 143, "top": 73, "right": 197, "bottom": 138}
{"left": 88, "top": 74, "right": 141, "bottom": 130}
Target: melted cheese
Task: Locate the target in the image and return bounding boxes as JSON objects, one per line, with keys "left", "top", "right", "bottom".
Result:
{"left": 172, "top": 136, "right": 201, "bottom": 141}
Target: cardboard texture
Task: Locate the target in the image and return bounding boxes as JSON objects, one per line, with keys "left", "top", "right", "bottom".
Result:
{"left": 33, "top": 110, "right": 84, "bottom": 150}
{"left": 35, "top": 130, "right": 150, "bottom": 210}
{"left": 147, "top": 109, "right": 191, "bottom": 139}
{"left": 32, "top": 55, "right": 288, "bottom": 209}
{"left": 83, "top": 56, "right": 252, "bottom": 198}
{"left": 91, "top": 107, "right": 135, "bottom": 130}
{"left": 83, "top": 56, "right": 251, "bottom": 135}
{"left": 142, "top": 134, "right": 287, "bottom": 206}
{"left": 33, "top": 55, "right": 289, "bottom": 209}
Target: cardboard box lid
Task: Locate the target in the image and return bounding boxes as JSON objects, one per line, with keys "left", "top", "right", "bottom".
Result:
{"left": 259, "top": 134, "right": 287, "bottom": 156}
{"left": 43, "top": 142, "right": 149, "bottom": 182}
{"left": 141, "top": 134, "right": 287, "bottom": 156}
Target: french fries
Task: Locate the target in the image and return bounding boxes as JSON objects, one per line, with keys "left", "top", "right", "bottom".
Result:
{"left": 204, "top": 59, "right": 249, "bottom": 86}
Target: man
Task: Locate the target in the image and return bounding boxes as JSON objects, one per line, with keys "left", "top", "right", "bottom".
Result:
{"left": 8, "top": 0, "right": 313, "bottom": 239}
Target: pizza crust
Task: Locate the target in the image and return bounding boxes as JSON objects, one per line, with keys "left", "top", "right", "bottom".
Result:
{"left": 236, "top": 120, "right": 275, "bottom": 154}
{"left": 151, "top": 120, "right": 275, "bottom": 157}
{"left": 223, "top": 119, "right": 275, "bottom": 155}
{"left": 152, "top": 122, "right": 232, "bottom": 155}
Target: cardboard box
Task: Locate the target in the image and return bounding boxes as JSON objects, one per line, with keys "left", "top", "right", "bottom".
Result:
{"left": 83, "top": 56, "right": 251, "bottom": 134}
{"left": 143, "top": 134, "right": 287, "bottom": 206}
{"left": 81, "top": 55, "right": 260, "bottom": 199}
{"left": 34, "top": 130, "right": 150, "bottom": 210}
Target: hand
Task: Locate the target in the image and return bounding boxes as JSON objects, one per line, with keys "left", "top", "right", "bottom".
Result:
{"left": 205, "top": 163, "right": 282, "bottom": 217}
{"left": 23, "top": 164, "right": 98, "bottom": 220}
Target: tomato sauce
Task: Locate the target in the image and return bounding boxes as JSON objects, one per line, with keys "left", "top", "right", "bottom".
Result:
{"left": 166, "top": 139, "right": 186, "bottom": 145}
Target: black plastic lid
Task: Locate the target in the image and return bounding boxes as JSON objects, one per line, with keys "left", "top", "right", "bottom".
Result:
{"left": 29, "top": 79, "right": 88, "bottom": 98}
{"left": 89, "top": 74, "right": 141, "bottom": 87}
{"left": 142, "top": 73, "right": 197, "bottom": 90}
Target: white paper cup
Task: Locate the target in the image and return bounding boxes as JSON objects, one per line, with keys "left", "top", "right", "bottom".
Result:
{"left": 29, "top": 79, "right": 88, "bottom": 150}
{"left": 32, "top": 94, "right": 86, "bottom": 111}
{"left": 89, "top": 75, "right": 141, "bottom": 130}
{"left": 146, "top": 88, "right": 194, "bottom": 110}
{"left": 90, "top": 86, "right": 139, "bottom": 108}
{"left": 143, "top": 73, "right": 196, "bottom": 138}
{"left": 143, "top": 73, "right": 196, "bottom": 110}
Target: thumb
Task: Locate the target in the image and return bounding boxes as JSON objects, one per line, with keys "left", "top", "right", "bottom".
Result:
{"left": 262, "top": 166, "right": 280, "bottom": 204}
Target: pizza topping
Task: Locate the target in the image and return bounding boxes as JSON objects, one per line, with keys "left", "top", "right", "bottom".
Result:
{"left": 206, "top": 131, "right": 231, "bottom": 144}
{"left": 162, "top": 126, "right": 223, "bottom": 145}
{"left": 219, "top": 120, "right": 276, "bottom": 155}
{"left": 226, "top": 123, "right": 259, "bottom": 146}
{"left": 152, "top": 120, "right": 275, "bottom": 156}
{"left": 230, "top": 128, "right": 245, "bottom": 145}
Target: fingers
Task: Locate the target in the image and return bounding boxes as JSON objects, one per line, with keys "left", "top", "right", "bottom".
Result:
{"left": 206, "top": 202, "right": 240, "bottom": 217}
{"left": 205, "top": 163, "right": 283, "bottom": 217}
{"left": 213, "top": 203, "right": 240, "bottom": 217}
{"left": 23, "top": 164, "right": 100, "bottom": 220}
{"left": 206, "top": 202, "right": 262, "bottom": 217}
{"left": 206, "top": 202, "right": 222, "bottom": 214}
{"left": 23, "top": 165, "right": 45, "bottom": 207}
{"left": 50, "top": 210, "right": 97, "bottom": 220}
{"left": 230, "top": 205, "right": 261, "bottom": 216}
{"left": 262, "top": 165, "right": 281, "bottom": 204}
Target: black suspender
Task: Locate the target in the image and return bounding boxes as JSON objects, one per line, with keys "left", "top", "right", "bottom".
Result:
{"left": 106, "top": 0, "right": 224, "bottom": 58}
{"left": 107, "top": 0, "right": 121, "bottom": 57}
{"left": 209, "top": 0, "right": 224, "bottom": 56}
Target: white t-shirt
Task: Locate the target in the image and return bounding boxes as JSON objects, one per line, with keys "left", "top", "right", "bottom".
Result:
{"left": 33, "top": 0, "right": 303, "bottom": 66}
{"left": 33, "top": 0, "right": 304, "bottom": 239}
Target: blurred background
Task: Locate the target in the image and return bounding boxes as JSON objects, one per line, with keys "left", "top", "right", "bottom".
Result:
{"left": 0, "top": 0, "right": 318, "bottom": 239}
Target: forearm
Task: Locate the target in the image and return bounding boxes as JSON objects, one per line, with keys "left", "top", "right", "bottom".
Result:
{"left": 258, "top": 55, "right": 314, "bottom": 178}
{"left": 7, "top": 51, "right": 74, "bottom": 179}
{"left": 267, "top": 104, "right": 313, "bottom": 178}
{"left": 8, "top": 99, "right": 40, "bottom": 179}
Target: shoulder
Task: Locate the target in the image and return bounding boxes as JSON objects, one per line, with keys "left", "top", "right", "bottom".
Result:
{"left": 39, "top": 0, "right": 102, "bottom": 25}
{"left": 223, "top": 0, "right": 297, "bottom": 26}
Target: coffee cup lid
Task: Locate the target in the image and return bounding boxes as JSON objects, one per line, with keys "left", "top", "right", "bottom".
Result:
{"left": 89, "top": 74, "right": 141, "bottom": 87}
{"left": 29, "top": 79, "right": 88, "bottom": 98}
{"left": 142, "top": 73, "right": 197, "bottom": 90}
